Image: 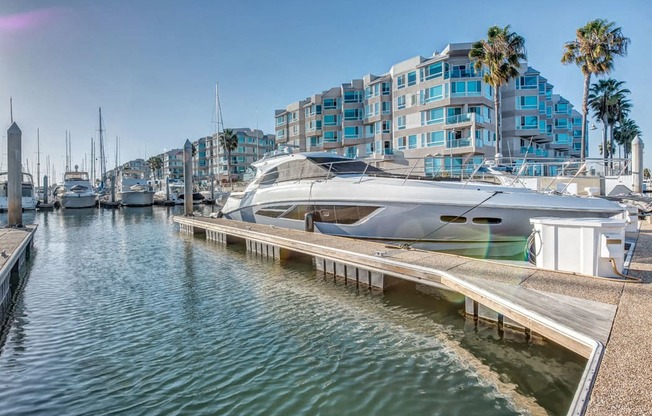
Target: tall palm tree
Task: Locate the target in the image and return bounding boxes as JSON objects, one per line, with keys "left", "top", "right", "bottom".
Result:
{"left": 561, "top": 19, "right": 630, "bottom": 161}
{"left": 587, "top": 78, "right": 630, "bottom": 166}
{"left": 147, "top": 156, "right": 163, "bottom": 180}
{"left": 613, "top": 118, "right": 641, "bottom": 159}
{"left": 469, "top": 25, "right": 526, "bottom": 155}
{"left": 608, "top": 93, "right": 631, "bottom": 160}
{"left": 219, "top": 128, "right": 239, "bottom": 188}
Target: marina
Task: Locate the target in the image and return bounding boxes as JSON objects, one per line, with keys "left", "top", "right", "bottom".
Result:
{"left": 1, "top": 3, "right": 650, "bottom": 414}
{"left": 0, "top": 207, "right": 590, "bottom": 416}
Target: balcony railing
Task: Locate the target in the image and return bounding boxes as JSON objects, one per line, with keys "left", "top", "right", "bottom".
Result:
{"left": 444, "top": 113, "right": 489, "bottom": 126}
{"left": 446, "top": 137, "right": 484, "bottom": 148}
{"left": 520, "top": 146, "right": 549, "bottom": 157}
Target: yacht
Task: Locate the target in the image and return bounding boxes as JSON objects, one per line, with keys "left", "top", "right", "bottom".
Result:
{"left": 116, "top": 169, "right": 154, "bottom": 206}
{"left": 53, "top": 170, "right": 97, "bottom": 209}
{"left": 0, "top": 172, "right": 39, "bottom": 211}
{"left": 154, "top": 182, "right": 204, "bottom": 205}
{"left": 220, "top": 151, "right": 625, "bottom": 257}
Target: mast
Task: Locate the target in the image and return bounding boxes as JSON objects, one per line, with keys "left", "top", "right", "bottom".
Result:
{"left": 37, "top": 129, "right": 41, "bottom": 189}
{"left": 98, "top": 107, "right": 107, "bottom": 189}
{"left": 214, "top": 82, "right": 223, "bottom": 185}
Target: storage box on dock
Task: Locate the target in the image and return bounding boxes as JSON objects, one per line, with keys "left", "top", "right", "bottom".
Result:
{"left": 529, "top": 217, "right": 627, "bottom": 278}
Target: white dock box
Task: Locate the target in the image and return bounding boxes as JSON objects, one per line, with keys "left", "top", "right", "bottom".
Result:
{"left": 529, "top": 217, "right": 627, "bottom": 278}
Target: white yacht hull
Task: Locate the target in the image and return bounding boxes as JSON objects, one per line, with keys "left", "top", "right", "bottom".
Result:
{"left": 58, "top": 194, "right": 97, "bottom": 209}
{"left": 223, "top": 176, "right": 624, "bottom": 258}
{"left": 0, "top": 196, "right": 38, "bottom": 211}
{"left": 118, "top": 191, "right": 155, "bottom": 207}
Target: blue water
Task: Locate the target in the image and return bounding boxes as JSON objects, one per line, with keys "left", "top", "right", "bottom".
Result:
{"left": 0, "top": 207, "right": 584, "bottom": 415}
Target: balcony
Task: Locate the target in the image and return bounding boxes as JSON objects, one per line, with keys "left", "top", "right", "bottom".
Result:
{"left": 446, "top": 137, "right": 485, "bottom": 152}
{"left": 445, "top": 112, "right": 490, "bottom": 127}
{"left": 449, "top": 68, "right": 485, "bottom": 78}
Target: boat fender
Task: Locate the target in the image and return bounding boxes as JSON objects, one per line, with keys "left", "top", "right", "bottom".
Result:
{"left": 216, "top": 210, "right": 223, "bottom": 219}
{"left": 304, "top": 212, "right": 315, "bottom": 232}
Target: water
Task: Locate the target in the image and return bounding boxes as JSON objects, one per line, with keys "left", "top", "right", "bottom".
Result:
{"left": 0, "top": 207, "right": 585, "bottom": 415}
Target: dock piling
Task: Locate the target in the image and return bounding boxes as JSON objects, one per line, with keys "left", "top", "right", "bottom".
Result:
{"left": 183, "top": 139, "right": 193, "bottom": 215}
{"left": 7, "top": 122, "right": 22, "bottom": 227}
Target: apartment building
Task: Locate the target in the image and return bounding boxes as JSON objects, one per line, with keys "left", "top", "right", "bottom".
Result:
{"left": 275, "top": 42, "right": 582, "bottom": 176}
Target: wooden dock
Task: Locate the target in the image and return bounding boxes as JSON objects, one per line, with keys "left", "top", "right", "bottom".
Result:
{"left": 173, "top": 215, "right": 652, "bottom": 415}
{"left": 0, "top": 226, "right": 37, "bottom": 315}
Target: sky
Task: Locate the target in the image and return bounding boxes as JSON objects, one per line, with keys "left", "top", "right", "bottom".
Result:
{"left": 1, "top": 0, "right": 651, "bottom": 179}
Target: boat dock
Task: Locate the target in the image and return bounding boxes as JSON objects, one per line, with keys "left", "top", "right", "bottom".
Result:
{"left": 173, "top": 215, "right": 652, "bottom": 415}
{"left": 0, "top": 226, "right": 36, "bottom": 314}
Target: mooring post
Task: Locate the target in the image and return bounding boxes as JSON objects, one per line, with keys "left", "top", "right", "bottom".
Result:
{"left": 183, "top": 139, "right": 193, "bottom": 215}
{"left": 7, "top": 122, "right": 22, "bottom": 227}
{"left": 165, "top": 177, "right": 170, "bottom": 202}
{"left": 632, "top": 136, "right": 643, "bottom": 193}
{"left": 43, "top": 175, "right": 49, "bottom": 204}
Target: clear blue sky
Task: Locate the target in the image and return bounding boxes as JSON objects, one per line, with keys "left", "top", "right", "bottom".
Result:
{"left": 1, "top": 0, "right": 650, "bottom": 177}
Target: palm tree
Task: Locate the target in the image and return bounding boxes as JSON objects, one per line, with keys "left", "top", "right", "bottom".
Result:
{"left": 147, "top": 156, "right": 163, "bottom": 180}
{"left": 587, "top": 78, "right": 630, "bottom": 167}
{"left": 613, "top": 118, "right": 641, "bottom": 159}
{"left": 644, "top": 168, "right": 651, "bottom": 181}
{"left": 469, "top": 25, "right": 526, "bottom": 155}
{"left": 561, "top": 19, "right": 630, "bottom": 161}
{"left": 219, "top": 128, "right": 239, "bottom": 188}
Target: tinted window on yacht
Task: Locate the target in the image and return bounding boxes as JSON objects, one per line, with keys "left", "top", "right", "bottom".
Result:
{"left": 279, "top": 204, "right": 379, "bottom": 224}
{"left": 440, "top": 215, "right": 466, "bottom": 224}
{"left": 472, "top": 217, "right": 502, "bottom": 225}
{"left": 256, "top": 205, "right": 292, "bottom": 218}
{"left": 306, "top": 157, "right": 386, "bottom": 176}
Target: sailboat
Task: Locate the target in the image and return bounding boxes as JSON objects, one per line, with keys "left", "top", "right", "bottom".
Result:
{"left": 97, "top": 108, "right": 120, "bottom": 208}
{"left": 200, "top": 83, "right": 229, "bottom": 205}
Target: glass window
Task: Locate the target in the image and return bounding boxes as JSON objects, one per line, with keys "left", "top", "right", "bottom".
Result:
{"left": 517, "top": 76, "right": 538, "bottom": 89}
{"left": 382, "top": 120, "right": 391, "bottom": 133}
{"left": 324, "top": 114, "right": 339, "bottom": 126}
{"left": 344, "top": 90, "right": 362, "bottom": 103}
{"left": 422, "top": 108, "right": 444, "bottom": 125}
{"left": 344, "top": 126, "right": 360, "bottom": 138}
{"left": 323, "top": 98, "right": 338, "bottom": 109}
{"left": 467, "top": 81, "right": 481, "bottom": 94}
{"left": 397, "top": 136, "right": 406, "bottom": 150}
{"left": 408, "top": 135, "right": 417, "bottom": 149}
{"left": 276, "top": 115, "right": 285, "bottom": 125}
{"left": 555, "top": 103, "right": 568, "bottom": 113}
{"left": 451, "top": 81, "right": 466, "bottom": 96}
{"left": 397, "top": 116, "right": 406, "bottom": 130}
{"left": 407, "top": 71, "right": 417, "bottom": 86}
{"left": 397, "top": 95, "right": 406, "bottom": 109}
{"left": 424, "top": 85, "right": 443, "bottom": 103}
{"left": 344, "top": 108, "right": 361, "bottom": 120}
{"left": 323, "top": 131, "right": 339, "bottom": 142}
{"left": 396, "top": 75, "right": 405, "bottom": 89}
{"left": 382, "top": 101, "right": 391, "bottom": 114}
{"left": 518, "top": 96, "right": 538, "bottom": 109}
{"left": 382, "top": 82, "right": 391, "bottom": 95}
{"left": 517, "top": 116, "right": 538, "bottom": 129}
{"left": 426, "top": 131, "right": 445, "bottom": 147}
{"left": 424, "top": 62, "right": 443, "bottom": 80}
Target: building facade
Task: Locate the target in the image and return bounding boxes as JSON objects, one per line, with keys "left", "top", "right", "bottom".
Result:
{"left": 275, "top": 42, "right": 584, "bottom": 176}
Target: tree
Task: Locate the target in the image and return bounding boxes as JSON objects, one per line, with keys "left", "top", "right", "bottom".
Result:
{"left": 644, "top": 168, "right": 651, "bottom": 181}
{"left": 587, "top": 78, "right": 630, "bottom": 166}
{"left": 147, "top": 156, "right": 163, "bottom": 180}
{"left": 561, "top": 18, "right": 630, "bottom": 161}
{"left": 613, "top": 118, "right": 641, "bottom": 159}
{"left": 469, "top": 25, "right": 526, "bottom": 155}
{"left": 219, "top": 128, "right": 239, "bottom": 188}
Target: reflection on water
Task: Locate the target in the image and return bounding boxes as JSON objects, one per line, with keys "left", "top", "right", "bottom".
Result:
{"left": 0, "top": 206, "right": 584, "bottom": 415}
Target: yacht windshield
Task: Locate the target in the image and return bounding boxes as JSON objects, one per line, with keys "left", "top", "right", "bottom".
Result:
{"left": 306, "top": 157, "right": 386, "bottom": 176}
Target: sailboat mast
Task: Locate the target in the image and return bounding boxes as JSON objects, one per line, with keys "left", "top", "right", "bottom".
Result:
{"left": 215, "top": 82, "right": 223, "bottom": 185}
{"left": 37, "top": 128, "right": 41, "bottom": 189}
{"left": 98, "top": 107, "right": 107, "bottom": 187}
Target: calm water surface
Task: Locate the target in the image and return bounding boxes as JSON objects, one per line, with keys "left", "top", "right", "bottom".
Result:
{"left": 0, "top": 207, "right": 585, "bottom": 415}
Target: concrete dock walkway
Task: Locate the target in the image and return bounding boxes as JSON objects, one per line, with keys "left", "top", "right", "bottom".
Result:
{"left": 0, "top": 226, "right": 36, "bottom": 312}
